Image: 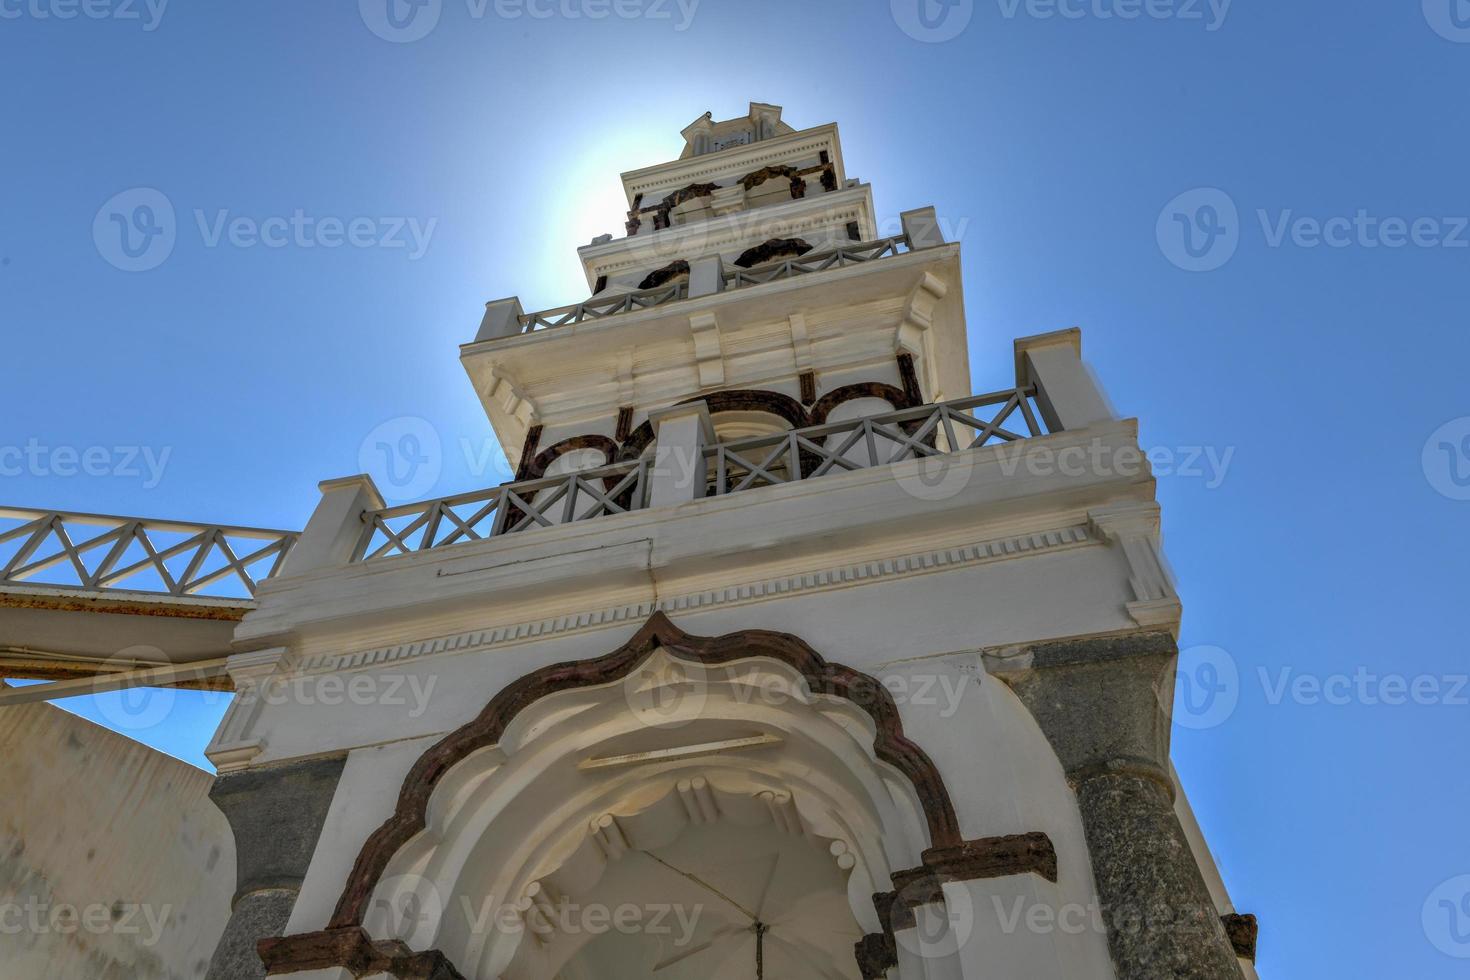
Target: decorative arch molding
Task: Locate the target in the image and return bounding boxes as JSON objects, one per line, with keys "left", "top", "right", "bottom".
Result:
{"left": 738, "top": 163, "right": 799, "bottom": 190}
{"left": 652, "top": 182, "right": 721, "bottom": 229}
{"left": 738, "top": 163, "right": 807, "bottom": 199}
{"left": 617, "top": 388, "right": 812, "bottom": 460}
{"left": 636, "top": 258, "right": 689, "bottom": 291}
{"left": 733, "top": 236, "right": 814, "bottom": 268}
{"left": 259, "top": 614, "right": 1060, "bottom": 978}
{"left": 329, "top": 613, "right": 959, "bottom": 930}
{"left": 522, "top": 435, "right": 619, "bottom": 481}
{"left": 809, "top": 382, "right": 916, "bottom": 426}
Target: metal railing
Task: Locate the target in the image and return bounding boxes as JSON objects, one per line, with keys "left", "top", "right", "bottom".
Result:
{"left": 705, "top": 386, "right": 1042, "bottom": 495}
{"left": 518, "top": 281, "right": 688, "bottom": 333}
{"left": 0, "top": 508, "right": 298, "bottom": 599}
{"left": 351, "top": 386, "right": 1044, "bottom": 564}
{"left": 723, "top": 234, "right": 913, "bottom": 290}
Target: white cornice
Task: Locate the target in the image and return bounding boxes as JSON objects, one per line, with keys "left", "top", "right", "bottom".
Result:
{"left": 620, "top": 124, "right": 843, "bottom": 205}
{"left": 296, "top": 523, "right": 1098, "bottom": 676}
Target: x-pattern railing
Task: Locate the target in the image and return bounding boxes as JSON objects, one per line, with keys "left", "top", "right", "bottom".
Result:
{"left": 351, "top": 389, "right": 1045, "bottom": 565}
{"left": 519, "top": 281, "right": 689, "bottom": 333}
{"left": 0, "top": 508, "right": 298, "bottom": 599}
{"left": 354, "top": 457, "right": 653, "bottom": 561}
{"left": 706, "top": 387, "right": 1044, "bottom": 496}
{"left": 723, "top": 234, "right": 912, "bottom": 289}
{"left": 515, "top": 235, "right": 916, "bottom": 334}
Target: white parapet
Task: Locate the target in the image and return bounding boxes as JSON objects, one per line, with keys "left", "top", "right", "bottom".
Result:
{"left": 475, "top": 296, "right": 525, "bottom": 342}
{"left": 901, "top": 205, "right": 945, "bottom": 249}
{"left": 278, "top": 474, "right": 384, "bottom": 578}
{"left": 1014, "top": 327, "right": 1116, "bottom": 432}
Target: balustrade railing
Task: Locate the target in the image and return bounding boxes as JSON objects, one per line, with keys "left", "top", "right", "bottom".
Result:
{"left": 723, "top": 234, "right": 913, "bottom": 290}
{"left": 514, "top": 234, "right": 916, "bottom": 334}
{"left": 518, "top": 281, "right": 688, "bottom": 333}
{"left": 351, "top": 387, "right": 1044, "bottom": 564}
{"left": 353, "top": 456, "right": 654, "bottom": 561}
{"left": 0, "top": 508, "right": 298, "bottom": 599}
{"left": 705, "top": 386, "right": 1042, "bottom": 496}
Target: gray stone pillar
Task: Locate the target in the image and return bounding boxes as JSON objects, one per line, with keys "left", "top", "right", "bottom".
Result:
{"left": 999, "top": 632, "right": 1242, "bottom": 980}
{"left": 205, "top": 755, "right": 346, "bottom": 980}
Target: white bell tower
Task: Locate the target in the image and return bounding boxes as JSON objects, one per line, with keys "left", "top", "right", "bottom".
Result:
{"left": 204, "top": 103, "right": 1257, "bottom": 980}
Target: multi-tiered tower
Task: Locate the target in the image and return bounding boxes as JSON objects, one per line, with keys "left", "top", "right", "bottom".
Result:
{"left": 204, "top": 103, "right": 1255, "bottom": 980}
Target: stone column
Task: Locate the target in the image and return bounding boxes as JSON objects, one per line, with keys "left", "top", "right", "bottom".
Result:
{"left": 997, "top": 632, "right": 1243, "bottom": 980}
{"left": 205, "top": 756, "right": 347, "bottom": 980}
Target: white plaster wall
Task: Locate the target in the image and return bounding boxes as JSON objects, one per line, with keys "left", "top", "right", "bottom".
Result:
{"left": 0, "top": 692, "right": 235, "bottom": 979}
{"left": 244, "top": 539, "right": 1138, "bottom": 767}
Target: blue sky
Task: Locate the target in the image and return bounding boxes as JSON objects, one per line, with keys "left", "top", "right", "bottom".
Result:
{"left": 3, "top": 1, "right": 1469, "bottom": 976}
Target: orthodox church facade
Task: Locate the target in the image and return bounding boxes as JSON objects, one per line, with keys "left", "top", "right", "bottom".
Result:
{"left": 196, "top": 103, "right": 1256, "bottom": 980}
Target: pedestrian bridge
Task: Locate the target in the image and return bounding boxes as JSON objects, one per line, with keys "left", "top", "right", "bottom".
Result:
{"left": 0, "top": 508, "right": 297, "bottom": 705}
